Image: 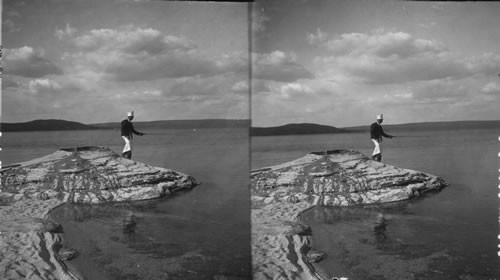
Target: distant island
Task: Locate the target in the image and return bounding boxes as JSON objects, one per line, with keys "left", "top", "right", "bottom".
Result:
{"left": 1, "top": 119, "right": 250, "bottom": 132}
{"left": 251, "top": 120, "right": 500, "bottom": 136}
{"left": 1, "top": 119, "right": 98, "bottom": 132}
{"left": 251, "top": 123, "right": 346, "bottom": 136}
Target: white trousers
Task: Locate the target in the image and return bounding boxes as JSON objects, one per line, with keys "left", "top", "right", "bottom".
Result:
{"left": 122, "top": 136, "right": 132, "bottom": 153}
{"left": 371, "top": 139, "right": 382, "bottom": 155}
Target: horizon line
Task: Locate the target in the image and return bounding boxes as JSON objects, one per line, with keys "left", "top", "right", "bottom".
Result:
{"left": 1, "top": 118, "right": 251, "bottom": 125}
{"left": 252, "top": 119, "right": 500, "bottom": 129}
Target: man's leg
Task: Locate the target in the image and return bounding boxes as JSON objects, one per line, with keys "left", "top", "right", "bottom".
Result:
{"left": 371, "top": 139, "right": 381, "bottom": 161}
{"left": 122, "top": 136, "right": 132, "bottom": 158}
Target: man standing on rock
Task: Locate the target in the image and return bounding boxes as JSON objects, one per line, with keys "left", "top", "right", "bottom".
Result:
{"left": 121, "top": 111, "right": 145, "bottom": 159}
{"left": 370, "top": 114, "right": 393, "bottom": 162}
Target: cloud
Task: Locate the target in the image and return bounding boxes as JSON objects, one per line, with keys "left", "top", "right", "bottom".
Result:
{"left": 325, "top": 31, "right": 445, "bottom": 58}
{"left": 61, "top": 26, "right": 247, "bottom": 81}
{"left": 253, "top": 50, "right": 314, "bottom": 82}
{"left": 55, "top": 23, "right": 77, "bottom": 40}
{"left": 307, "top": 28, "right": 328, "bottom": 46}
{"left": 314, "top": 30, "right": 500, "bottom": 84}
{"left": 71, "top": 26, "right": 195, "bottom": 53}
{"left": 279, "top": 82, "right": 313, "bottom": 98}
{"left": 4, "top": 46, "right": 63, "bottom": 77}
{"left": 28, "top": 78, "right": 62, "bottom": 94}
{"left": 232, "top": 80, "right": 249, "bottom": 93}
{"left": 481, "top": 82, "right": 500, "bottom": 95}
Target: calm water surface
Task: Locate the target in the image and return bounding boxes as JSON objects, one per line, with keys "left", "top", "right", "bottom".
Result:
{"left": 1, "top": 128, "right": 251, "bottom": 280}
{"left": 252, "top": 128, "right": 499, "bottom": 280}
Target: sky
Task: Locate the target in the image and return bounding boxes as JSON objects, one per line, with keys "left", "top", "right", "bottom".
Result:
{"left": 251, "top": 0, "right": 500, "bottom": 127}
{"left": 1, "top": 0, "right": 249, "bottom": 123}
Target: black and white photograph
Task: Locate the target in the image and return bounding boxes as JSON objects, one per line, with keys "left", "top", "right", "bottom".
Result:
{"left": 1, "top": 0, "right": 250, "bottom": 279}
{"left": 2, "top": 0, "right": 500, "bottom": 280}
{"left": 250, "top": 1, "right": 500, "bottom": 280}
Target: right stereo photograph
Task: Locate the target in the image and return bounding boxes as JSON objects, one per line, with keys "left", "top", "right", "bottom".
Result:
{"left": 250, "top": 1, "right": 500, "bottom": 280}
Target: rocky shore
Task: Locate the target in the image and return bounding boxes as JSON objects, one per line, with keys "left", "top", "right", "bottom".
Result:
{"left": 0, "top": 146, "right": 198, "bottom": 280}
{"left": 250, "top": 150, "right": 447, "bottom": 280}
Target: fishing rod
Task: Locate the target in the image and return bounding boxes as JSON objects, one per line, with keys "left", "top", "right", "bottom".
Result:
{"left": 142, "top": 131, "right": 195, "bottom": 136}
{"left": 392, "top": 135, "right": 428, "bottom": 138}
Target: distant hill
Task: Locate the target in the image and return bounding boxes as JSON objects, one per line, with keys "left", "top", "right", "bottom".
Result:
{"left": 90, "top": 119, "right": 250, "bottom": 129}
{"left": 251, "top": 123, "right": 346, "bottom": 136}
{"left": 344, "top": 120, "right": 500, "bottom": 132}
{"left": 1, "top": 119, "right": 250, "bottom": 132}
{"left": 1, "top": 119, "right": 98, "bottom": 132}
{"left": 251, "top": 120, "right": 500, "bottom": 136}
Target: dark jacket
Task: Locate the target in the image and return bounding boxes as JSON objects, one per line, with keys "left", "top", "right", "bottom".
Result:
{"left": 370, "top": 122, "right": 392, "bottom": 141}
{"left": 121, "top": 119, "right": 142, "bottom": 138}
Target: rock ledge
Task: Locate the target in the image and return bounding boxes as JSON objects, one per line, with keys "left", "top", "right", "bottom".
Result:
{"left": 251, "top": 150, "right": 447, "bottom": 280}
{"left": 0, "top": 146, "right": 199, "bottom": 280}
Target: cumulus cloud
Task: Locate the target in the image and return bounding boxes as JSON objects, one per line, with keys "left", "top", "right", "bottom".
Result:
{"left": 4, "top": 46, "right": 63, "bottom": 77}
{"left": 55, "top": 23, "right": 77, "bottom": 40}
{"left": 280, "top": 82, "right": 313, "bottom": 98}
{"left": 481, "top": 82, "right": 500, "bottom": 95}
{"left": 314, "top": 30, "right": 500, "bottom": 84}
{"left": 325, "top": 31, "right": 445, "bottom": 58}
{"left": 28, "top": 78, "right": 62, "bottom": 94}
{"left": 71, "top": 26, "right": 195, "bottom": 53}
{"left": 307, "top": 28, "right": 328, "bottom": 46}
{"left": 232, "top": 80, "right": 249, "bottom": 93}
{"left": 253, "top": 50, "right": 314, "bottom": 82}
{"left": 60, "top": 26, "right": 247, "bottom": 81}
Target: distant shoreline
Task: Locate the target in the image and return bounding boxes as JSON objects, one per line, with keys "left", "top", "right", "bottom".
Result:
{"left": 251, "top": 120, "right": 500, "bottom": 136}
{"left": 2, "top": 119, "right": 499, "bottom": 134}
{"left": 1, "top": 119, "right": 250, "bottom": 132}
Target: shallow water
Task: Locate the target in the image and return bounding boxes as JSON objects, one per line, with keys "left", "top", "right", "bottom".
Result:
{"left": 1, "top": 128, "right": 251, "bottom": 279}
{"left": 252, "top": 128, "right": 500, "bottom": 280}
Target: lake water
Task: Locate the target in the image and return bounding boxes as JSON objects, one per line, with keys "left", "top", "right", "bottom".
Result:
{"left": 252, "top": 128, "right": 500, "bottom": 280}
{"left": 1, "top": 128, "right": 251, "bottom": 280}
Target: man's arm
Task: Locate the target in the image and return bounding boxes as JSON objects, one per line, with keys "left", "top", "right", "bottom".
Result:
{"left": 130, "top": 123, "right": 145, "bottom": 136}
{"left": 380, "top": 126, "right": 393, "bottom": 139}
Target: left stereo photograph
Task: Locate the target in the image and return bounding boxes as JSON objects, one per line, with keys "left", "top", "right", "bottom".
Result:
{"left": 0, "top": 1, "right": 251, "bottom": 279}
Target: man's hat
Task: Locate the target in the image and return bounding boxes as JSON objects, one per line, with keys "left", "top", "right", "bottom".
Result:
{"left": 376, "top": 114, "right": 383, "bottom": 120}
{"left": 127, "top": 111, "right": 134, "bottom": 117}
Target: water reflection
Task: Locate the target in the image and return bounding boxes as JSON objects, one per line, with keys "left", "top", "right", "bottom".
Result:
{"left": 300, "top": 198, "right": 499, "bottom": 280}
{"left": 373, "top": 213, "right": 387, "bottom": 243}
{"left": 50, "top": 198, "right": 251, "bottom": 280}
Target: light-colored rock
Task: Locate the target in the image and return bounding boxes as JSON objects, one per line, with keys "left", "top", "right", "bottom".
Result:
{"left": 0, "top": 146, "right": 199, "bottom": 280}
{"left": 57, "top": 248, "right": 79, "bottom": 261}
{"left": 251, "top": 150, "right": 448, "bottom": 280}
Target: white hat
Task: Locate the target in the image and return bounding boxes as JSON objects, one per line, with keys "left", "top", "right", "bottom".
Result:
{"left": 127, "top": 111, "right": 134, "bottom": 117}
{"left": 376, "top": 114, "right": 383, "bottom": 120}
